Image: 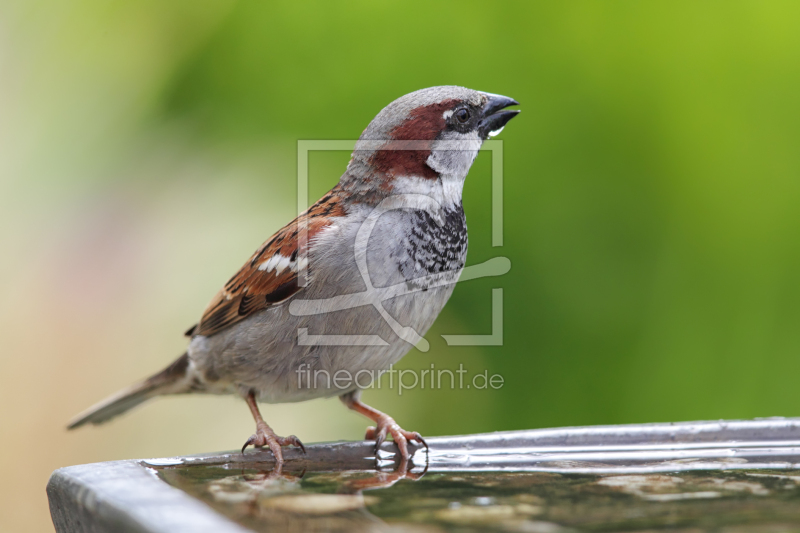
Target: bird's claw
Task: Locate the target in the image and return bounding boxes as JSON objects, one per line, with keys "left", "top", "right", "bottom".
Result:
{"left": 283, "top": 434, "right": 306, "bottom": 454}
{"left": 241, "top": 424, "right": 305, "bottom": 464}
{"left": 365, "top": 415, "right": 428, "bottom": 460}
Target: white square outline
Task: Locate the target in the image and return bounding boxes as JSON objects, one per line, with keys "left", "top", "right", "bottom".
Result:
{"left": 296, "top": 140, "right": 505, "bottom": 347}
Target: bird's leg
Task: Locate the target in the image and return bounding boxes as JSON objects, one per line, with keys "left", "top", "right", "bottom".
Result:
{"left": 241, "top": 391, "right": 305, "bottom": 464}
{"left": 340, "top": 390, "right": 428, "bottom": 461}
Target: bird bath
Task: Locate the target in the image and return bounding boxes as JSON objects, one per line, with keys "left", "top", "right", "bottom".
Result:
{"left": 48, "top": 418, "right": 800, "bottom": 532}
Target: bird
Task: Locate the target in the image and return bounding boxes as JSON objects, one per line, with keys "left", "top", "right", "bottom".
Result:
{"left": 68, "top": 86, "right": 519, "bottom": 465}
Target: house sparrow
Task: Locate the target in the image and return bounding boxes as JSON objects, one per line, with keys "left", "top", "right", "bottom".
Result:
{"left": 68, "top": 86, "right": 519, "bottom": 465}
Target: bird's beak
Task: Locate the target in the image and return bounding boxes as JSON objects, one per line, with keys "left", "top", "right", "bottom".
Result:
{"left": 479, "top": 93, "right": 520, "bottom": 139}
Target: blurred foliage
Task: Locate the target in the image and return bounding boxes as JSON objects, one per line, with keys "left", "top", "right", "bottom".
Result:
{"left": 3, "top": 2, "right": 800, "bottom": 530}
{"left": 156, "top": 0, "right": 800, "bottom": 429}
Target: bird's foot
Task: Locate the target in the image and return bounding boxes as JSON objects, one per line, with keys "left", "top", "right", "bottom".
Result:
{"left": 242, "top": 421, "right": 305, "bottom": 465}
{"left": 365, "top": 414, "right": 428, "bottom": 460}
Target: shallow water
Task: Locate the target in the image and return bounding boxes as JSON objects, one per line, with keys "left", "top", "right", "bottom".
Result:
{"left": 157, "top": 462, "right": 800, "bottom": 532}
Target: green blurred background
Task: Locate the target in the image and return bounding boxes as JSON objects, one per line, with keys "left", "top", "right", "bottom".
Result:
{"left": 3, "top": 1, "right": 800, "bottom": 530}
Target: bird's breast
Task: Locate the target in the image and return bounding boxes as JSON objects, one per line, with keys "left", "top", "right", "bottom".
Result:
{"left": 404, "top": 205, "right": 468, "bottom": 280}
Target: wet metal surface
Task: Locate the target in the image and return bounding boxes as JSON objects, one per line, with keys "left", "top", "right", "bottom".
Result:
{"left": 49, "top": 418, "right": 800, "bottom": 532}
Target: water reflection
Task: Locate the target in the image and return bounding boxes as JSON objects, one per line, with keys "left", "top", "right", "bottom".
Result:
{"left": 159, "top": 459, "right": 425, "bottom": 533}
{"left": 156, "top": 460, "right": 800, "bottom": 532}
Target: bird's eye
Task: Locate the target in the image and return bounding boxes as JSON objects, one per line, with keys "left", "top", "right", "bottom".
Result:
{"left": 455, "top": 108, "right": 470, "bottom": 123}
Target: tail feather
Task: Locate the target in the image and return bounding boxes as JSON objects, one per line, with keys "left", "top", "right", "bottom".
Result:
{"left": 68, "top": 353, "right": 191, "bottom": 430}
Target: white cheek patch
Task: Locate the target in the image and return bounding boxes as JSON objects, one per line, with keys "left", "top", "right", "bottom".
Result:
{"left": 426, "top": 131, "right": 482, "bottom": 180}
{"left": 488, "top": 126, "right": 505, "bottom": 137}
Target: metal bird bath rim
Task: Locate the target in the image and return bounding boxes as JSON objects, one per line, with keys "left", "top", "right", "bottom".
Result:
{"left": 48, "top": 417, "right": 800, "bottom": 533}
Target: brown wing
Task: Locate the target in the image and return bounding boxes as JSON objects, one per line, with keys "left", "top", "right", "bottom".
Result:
{"left": 189, "top": 192, "right": 346, "bottom": 338}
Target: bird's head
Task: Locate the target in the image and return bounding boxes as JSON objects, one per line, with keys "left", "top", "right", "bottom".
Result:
{"left": 346, "top": 86, "right": 519, "bottom": 190}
